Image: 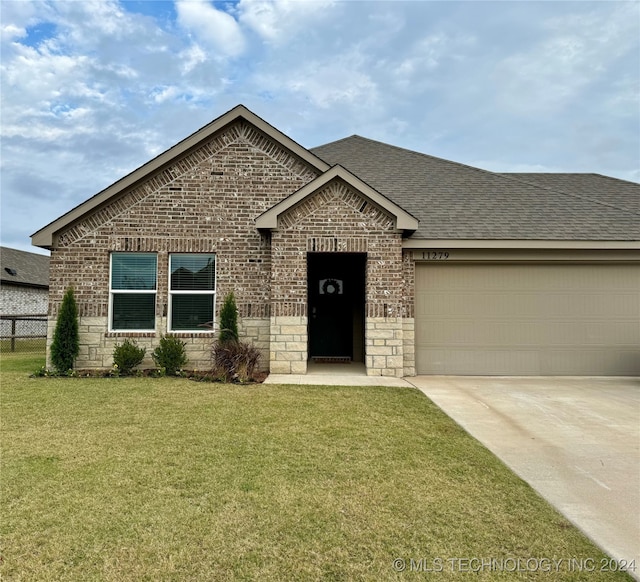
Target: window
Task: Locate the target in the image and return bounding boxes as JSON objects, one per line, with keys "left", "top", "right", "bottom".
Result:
{"left": 110, "top": 253, "right": 157, "bottom": 331}
{"left": 169, "top": 254, "right": 216, "bottom": 331}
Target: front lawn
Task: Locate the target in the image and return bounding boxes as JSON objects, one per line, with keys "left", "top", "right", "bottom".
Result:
{"left": 1, "top": 354, "right": 632, "bottom": 580}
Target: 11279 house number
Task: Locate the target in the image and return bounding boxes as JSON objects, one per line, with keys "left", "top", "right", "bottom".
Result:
{"left": 421, "top": 251, "right": 450, "bottom": 260}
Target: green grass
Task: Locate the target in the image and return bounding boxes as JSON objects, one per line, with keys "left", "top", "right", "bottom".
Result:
{"left": 1, "top": 354, "right": 633, "bottom": 581}
{"left": 0, "top": 338, "right": 46, "bottom": 354}
{"left": 1, "top": 351, "right": 46, "bottom": 374}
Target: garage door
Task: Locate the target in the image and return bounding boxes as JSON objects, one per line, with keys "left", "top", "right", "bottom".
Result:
{"left": 415, "top": 263, "right": 640, "bottom": 375}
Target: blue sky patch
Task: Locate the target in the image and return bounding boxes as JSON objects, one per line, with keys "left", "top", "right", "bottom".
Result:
{"left": 23, "top": 22, "right": 57, "bottom": 47}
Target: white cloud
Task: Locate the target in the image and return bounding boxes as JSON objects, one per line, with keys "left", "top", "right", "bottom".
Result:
{"left": 51, "top": 0, "right": 141, "bottom": 45}
{"left": 0, "top": 0, "right": 637, "bottom": 252}
{"left": 493, "top": 3, "right": 639, "bottom": 113}
{"left": 0, "top": 0, "right": 50, "bottom": 44}
{"left": 1, "top": 24, "right": 27, "bottom": 42}
{"left": 239, "top": 0, "right": 335, "bottom": 44}
{"left": 175, "top": 0, "right": 245, "bottom": 57}
{"left": 180, "top": 43, "right": 208, "bottom": 74}
{"left": 257, "top": 51, "right": 378, "bottom": 109}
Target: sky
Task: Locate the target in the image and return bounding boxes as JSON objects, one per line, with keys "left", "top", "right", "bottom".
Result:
{"left": 1, "top": 0, "right": 639, "bottom": 255}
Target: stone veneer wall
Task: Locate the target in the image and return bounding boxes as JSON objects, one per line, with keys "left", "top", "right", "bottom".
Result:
{"left": 47, "top": 315, "right": 270, "bottom": 371}
{"left": 268, "top": 316, "right": 308, "bottom": 374}
{"left": 402, "top": 319, "right": 416, "bottom": 377}
{"left": 365, "top": 318, "right": 403, "bottom": 377}
{"left": 270, "top": 179, "right": 409, "bottom": 377}
{"left": 46, "top": 121, "right": 319, "bottom": 370}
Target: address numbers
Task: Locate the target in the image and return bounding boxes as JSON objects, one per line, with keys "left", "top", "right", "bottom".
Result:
{"left": 420, "top": 251, "right": 450, "bottom": 260}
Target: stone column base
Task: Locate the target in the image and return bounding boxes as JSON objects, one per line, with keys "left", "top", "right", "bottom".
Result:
{"left": 269, "top": 316, "right": 308, "bottom": 374}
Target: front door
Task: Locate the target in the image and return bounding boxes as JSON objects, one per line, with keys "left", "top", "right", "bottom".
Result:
{"left": 307, "top": 253, "right": 365, "bottom": 362}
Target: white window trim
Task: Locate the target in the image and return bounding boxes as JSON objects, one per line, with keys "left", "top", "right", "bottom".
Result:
{"left": 109, "top": 253, "right": 157, "bottom": 333}
{"left": 168, "top": 254, "right": 216, "bottom": 333}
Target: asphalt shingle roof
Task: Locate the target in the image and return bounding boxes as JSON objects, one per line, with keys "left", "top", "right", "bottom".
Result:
{"left": 0, "top": 247, "right": 50, "bottom": 288}
{"left": 311, "top": 136, "right": 640, "bottom": 240}
{"left": 501, "top": 173, "right": 640, "bottom": 215}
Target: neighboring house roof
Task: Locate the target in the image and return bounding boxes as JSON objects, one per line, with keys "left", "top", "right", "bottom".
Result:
{"left": 0, "top": 247, "right": 50, "bottom": 289}
{"left": 31, "top": 105, "right": 331, "bottom": 249}
{"left": 311, "top": 136, "right": 640, "bottom": 241}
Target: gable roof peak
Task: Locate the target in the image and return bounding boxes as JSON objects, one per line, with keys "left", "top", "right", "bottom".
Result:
{"left": 256, "top": 164, "right": 418, "bottom": 232}
{"left": 32, "top": 104, "right": 330, "bottom": 249}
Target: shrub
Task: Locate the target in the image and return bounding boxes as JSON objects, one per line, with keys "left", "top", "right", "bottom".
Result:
{"left": 212, "top": 340, "right": 261, "bottom": 383}
{"left": 219, "top": 291, "right": 239, "bottom": 344}
{"left": 50, "top": 287, "right": 79, "bottom": 374}
{"left": 152, "top": 336, "right": 188, "bottom": 375}
{"left": 112, "top": 339, "right": 146, "bottom": 375}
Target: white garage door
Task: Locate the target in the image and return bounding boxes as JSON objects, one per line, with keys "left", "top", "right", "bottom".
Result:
{"left": 415, "top": 263, "right": 640, "bottom": 375}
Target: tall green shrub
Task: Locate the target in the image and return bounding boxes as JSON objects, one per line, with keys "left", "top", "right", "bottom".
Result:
{"left": 50, "top": 287, "right": 80, "bottom": 373}
{"left": 219, "top": 291, "right": 238, "bottom": 344}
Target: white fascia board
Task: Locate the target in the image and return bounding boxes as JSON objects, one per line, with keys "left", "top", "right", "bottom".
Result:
{"left": 403, "top": 239, "right": 640, "bottom": 250}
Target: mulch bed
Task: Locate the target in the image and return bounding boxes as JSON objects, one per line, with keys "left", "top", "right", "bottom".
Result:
{"left": 37, "top": 369, "right": 268, "bottom": 383}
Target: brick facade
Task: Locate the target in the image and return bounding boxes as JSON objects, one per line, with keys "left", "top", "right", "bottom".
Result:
{"left": 270, "top": 180, "right": 410, "bottom": 377}
{"left": 46, "top": 118, "right": 417, "bottom": 376}
{"left": 1, "top": 285, "right": 48, "bottom": 342}
{"left": 1, "top": 284, "right": 48, "bottom": 315}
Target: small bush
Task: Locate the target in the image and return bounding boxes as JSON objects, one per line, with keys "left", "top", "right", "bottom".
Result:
{"left": 50, "top": 287, "right": 80, "bottom": 374}
{"left": 212, "top": 340, "right": 261, "bottom": 383}
{"left": 219, "top": 291, "right": 239, "bottom": 344}
{"left": 152, "top": 336, "right": 188, "bottom": 376}
{"left": 112, "top": 339, "right": 146, "bottom": 375}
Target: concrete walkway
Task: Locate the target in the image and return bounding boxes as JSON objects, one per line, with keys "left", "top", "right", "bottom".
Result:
{"left": 408, "top": 376, "right": 640, "bottom": 575}
{"left": 264, "top": 362, "right": 413, "bottom": 387}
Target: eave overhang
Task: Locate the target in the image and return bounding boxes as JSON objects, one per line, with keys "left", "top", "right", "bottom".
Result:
{"left": 255, "top": 165, "right": 419, "bottom": 232}
{"left": 402, "top": 239, "right": 640, "bottom": 250}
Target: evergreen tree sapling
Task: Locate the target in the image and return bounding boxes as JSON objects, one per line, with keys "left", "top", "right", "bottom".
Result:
{"left": 50, "top": 287, "right": 80, "bottom": 373}
{"left": 219, "top": 291, "right": 239, "bottom": 344}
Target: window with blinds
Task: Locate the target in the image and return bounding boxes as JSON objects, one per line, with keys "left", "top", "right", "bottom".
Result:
{"left": 109, "top": 253, "right": 157, "bottom": 331}
{"left": 169, "top": 254, "right": 216, "bottom": 331}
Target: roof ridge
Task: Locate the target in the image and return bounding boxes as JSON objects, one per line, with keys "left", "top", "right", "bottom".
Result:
{"left": 311, "top": 134, "right": 362, "bottom": 151}
{"left": 586, "top": 172, "right": 640, "bottom": 187}
{"left": 315, "top": 134, "right": 500, "bottom": 175}
{"left": 501, "top": 174, "right": 640, "bottom": 217}
{"left": 314, "top": 135, "right": 640, "bottom": 218}
{"left": 506, "top": 171, "right": 640, "bottom": 186}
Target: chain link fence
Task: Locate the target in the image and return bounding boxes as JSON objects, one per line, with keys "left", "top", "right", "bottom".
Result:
{"left": 0, "top": 315, "right": 47, "bottom": 353}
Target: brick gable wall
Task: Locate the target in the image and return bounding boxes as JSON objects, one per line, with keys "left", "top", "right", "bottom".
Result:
{"left": 47, "top": 121, "right": 320, "bottom": 370}
{"left": 269, "top": 180, "right": 413, "bottom": 377}
{"left": 46, "top": 120, "right": 417, "bottom": 377}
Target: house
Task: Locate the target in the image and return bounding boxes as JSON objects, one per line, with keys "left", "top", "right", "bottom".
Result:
{"left": 1, "top": 247, "right": 50, "bottom": 346}
{"left": 31, "top": 105, "right": 640, "bottom": 376}
{"left": 1, "top": 247, "right": 50, "bottom": 315}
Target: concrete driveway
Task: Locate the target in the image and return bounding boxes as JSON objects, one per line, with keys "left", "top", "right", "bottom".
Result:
{"left": 408, "top": 376, "right": 640, "bottom": 574}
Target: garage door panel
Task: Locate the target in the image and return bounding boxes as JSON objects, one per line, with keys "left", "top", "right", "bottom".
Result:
{"left": 425, "top": 349, "right": 542, "bottom": 375}
{"left": 415, "top": 263, "right": 640, "bottom": 375}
